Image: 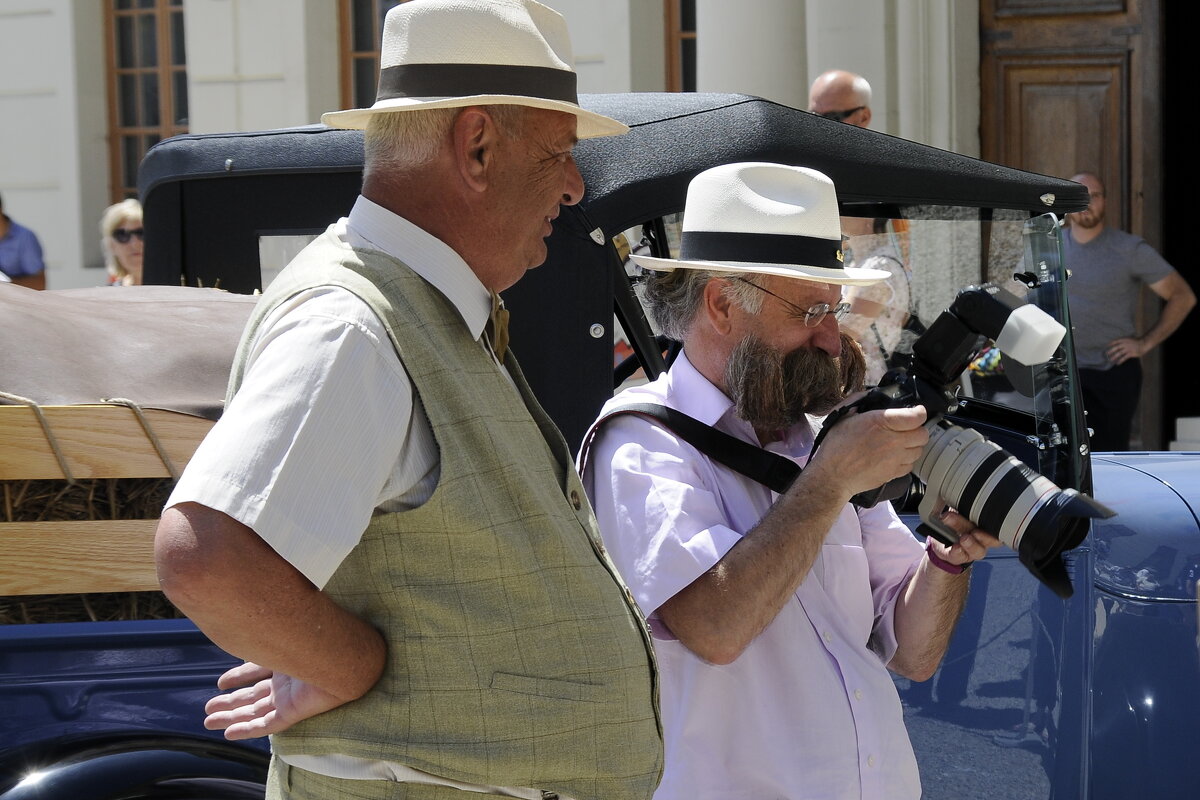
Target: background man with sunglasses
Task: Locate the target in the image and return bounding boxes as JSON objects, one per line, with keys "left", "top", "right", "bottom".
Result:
{"left": 808, "top": 69, "right": 873, "bottom": 128}
{"left": 581, "top": 163, "right": 999, "bottom": 799}
{"left": 0, "top": 191, "right": 46, "bottom": 289}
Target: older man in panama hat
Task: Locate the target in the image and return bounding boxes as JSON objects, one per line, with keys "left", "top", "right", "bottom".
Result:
{"left": 155, "top": 2, "right": 662, "bottom": 798}
{"left": 580, "top": 163, "right": 1000, "bottom": 799}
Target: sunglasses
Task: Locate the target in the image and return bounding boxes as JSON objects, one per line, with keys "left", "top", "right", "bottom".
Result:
{"left": 112, "top": 227, "right": 144, "bottom": 244}
{"left": 816, "top": 106, "right": 866, "bottom": 122}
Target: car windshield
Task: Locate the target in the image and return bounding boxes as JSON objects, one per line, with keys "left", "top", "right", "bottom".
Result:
{"left": 618, "top": 208, "right": 1084, "bottom": 492}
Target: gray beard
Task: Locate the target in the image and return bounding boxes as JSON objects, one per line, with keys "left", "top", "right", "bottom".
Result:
{"left": 723, "top": 335, "right": 849, "bottom": 432}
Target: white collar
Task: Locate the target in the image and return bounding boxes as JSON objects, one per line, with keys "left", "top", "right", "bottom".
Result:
{"left": 344, "top": 196, "right": 492, "bottom": 338}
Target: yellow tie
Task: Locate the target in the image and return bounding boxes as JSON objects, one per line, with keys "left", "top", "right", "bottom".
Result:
{"left": 486, "top": 291, "right": 509, "bottom": 362}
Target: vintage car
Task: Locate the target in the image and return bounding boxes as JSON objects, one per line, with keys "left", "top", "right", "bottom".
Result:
{"left": 2, "top": 92, "right": 1196, "bottom": 798}
{"left": 136, "top": 92, "right": 1199, "bottom": 799}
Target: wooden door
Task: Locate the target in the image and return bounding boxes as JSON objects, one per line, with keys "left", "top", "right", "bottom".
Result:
{"left": 980, "top": 0, "right": 1166, "bottom": 448}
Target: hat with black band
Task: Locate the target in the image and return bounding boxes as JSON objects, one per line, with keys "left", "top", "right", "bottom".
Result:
{"left": 631, "top": 162, "right": 890, "bottom": 286}
{"left": 321, "top": 0, "right": 628, "bottom": 140}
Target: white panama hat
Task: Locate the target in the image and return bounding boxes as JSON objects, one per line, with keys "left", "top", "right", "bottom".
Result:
{"left": 631, "top": 162, "right": 890, "bottom": 286}
{"left": 321, "top": 0, "right": 628, "bottom": 140}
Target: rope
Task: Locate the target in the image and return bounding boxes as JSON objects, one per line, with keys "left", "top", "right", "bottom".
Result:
{"left": 103, "top": 398, "right": 181, "bottom": 481}
{"left": 0, "top": 391, "right": 76, "bottom": 484}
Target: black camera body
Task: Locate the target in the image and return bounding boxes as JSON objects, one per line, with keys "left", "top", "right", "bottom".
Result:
{"left": 819, "top": 285, "right": 1114, "bottom": 597}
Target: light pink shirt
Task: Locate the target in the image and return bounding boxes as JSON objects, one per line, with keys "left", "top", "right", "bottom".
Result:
{"left": 581, "top": 351, "right": 924, "bottom": 800}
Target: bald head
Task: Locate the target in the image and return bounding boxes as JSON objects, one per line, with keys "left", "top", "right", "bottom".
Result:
{"left": 1070, "top": 172, "right": 1103, "bottom": 193}
{"left": 808, "top": 70, "right": 872, "bottom": 128}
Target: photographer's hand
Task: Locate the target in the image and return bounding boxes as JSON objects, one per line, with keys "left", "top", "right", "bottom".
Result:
{"left": 647, "top": 404, "right": 927, "bottom": 666}
{"left": 929, "top": 509, "right": 1002, "bottom": 566}
{"left": 809, "top": 405, "right": 929, "bottom": 500}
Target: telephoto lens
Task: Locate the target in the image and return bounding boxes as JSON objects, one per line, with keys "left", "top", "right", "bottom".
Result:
{"left": 913, "top": 422, "right": 1115, "bottom": 597}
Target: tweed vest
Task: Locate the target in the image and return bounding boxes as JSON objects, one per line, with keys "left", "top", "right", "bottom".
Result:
{"left": 227, "top": 229, "right": 662, "bottom": 800}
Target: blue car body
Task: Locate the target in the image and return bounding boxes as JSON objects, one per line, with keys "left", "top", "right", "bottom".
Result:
{"left": 896, "top": 452, "right": 1200, "bottom": 799}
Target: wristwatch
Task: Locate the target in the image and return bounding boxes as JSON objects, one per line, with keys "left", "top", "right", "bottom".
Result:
{"left": 925, "top": 538, "right": 972, "bottom": 575}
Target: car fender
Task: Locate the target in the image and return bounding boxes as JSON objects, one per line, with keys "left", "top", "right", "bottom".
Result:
{"left": 1087, "top": 454, "right": 1200, "bottom": 799}
{"left": 0, "top": 734, "right": 268, "bottom": 799}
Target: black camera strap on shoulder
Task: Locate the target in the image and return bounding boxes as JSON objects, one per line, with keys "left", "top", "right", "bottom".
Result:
{"left": 583, "top": 403, "right": 801, "bottom": 495}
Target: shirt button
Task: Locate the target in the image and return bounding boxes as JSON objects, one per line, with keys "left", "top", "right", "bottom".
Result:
{"left": 569, "top": 490, "right": 582, "bottom": 510}
{"left": 854, "top": 689, "right": 864, "bottom": 701}
{"left": 867, "top": 755, "right": 876, "bottom": 768}
{"left": 823, "top": 631, "right": 833, "bottom": 643}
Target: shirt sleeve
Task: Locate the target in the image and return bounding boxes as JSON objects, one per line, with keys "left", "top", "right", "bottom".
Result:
{"left": 583, "top": 414, "right": 745, "bottom": 617}
{"left": 167, "top": 288, "right": 419, "bottom": 588}
{"left": 23, "top": 229, "right": 45, "bottom": 274}
{"left": 1131, "top": 239, "right": 1174, "bottom": 286}
{"left": 857, "top": 500, "right": 923, "bottom": 662}
{"left": 2, "top": 226, "right": 45, "bottom": 276}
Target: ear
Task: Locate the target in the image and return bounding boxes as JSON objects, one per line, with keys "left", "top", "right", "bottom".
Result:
{"left": 701, "top": 277, "right": 737, "bottom": 336}
{"left": 451, "top": 107, "right": 499, "bottom": 194}
{"left": 860, "top": 106, "right": 873, "bottom": 128}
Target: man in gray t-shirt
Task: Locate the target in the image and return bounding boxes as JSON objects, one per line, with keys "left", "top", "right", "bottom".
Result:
{"left": 1063, "top": 172, "right": 1195, "bottom": 450}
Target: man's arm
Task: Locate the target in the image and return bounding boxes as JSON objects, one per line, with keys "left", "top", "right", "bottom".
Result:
{"left": 657, "top": 405, "right": 929, "bottom": 665}
{"left": 155, "top": 502, "right": 387, "bottom": 738}
{"left": 1106, "top": 270, "right": 1196, "bottom": 364}
{"left": 11, "top": 272, "right": 45, "bottom": 290}
{"left": 887, "top": 517, "right": 999, "bottom": 681}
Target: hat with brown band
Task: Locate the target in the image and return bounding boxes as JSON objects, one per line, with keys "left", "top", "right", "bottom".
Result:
{"left": 321, "top": 0, "right": 628, "bottom": 140}
{"left": 631, "top": 162, "right": 889, "bottom": 286}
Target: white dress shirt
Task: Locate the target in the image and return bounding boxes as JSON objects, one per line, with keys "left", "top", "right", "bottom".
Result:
{"left": 167, "top": 197, "right": 557, "bottom": 799}
{"left": 582, "top": 351, "right": 924, "bottom": 800}
{"left": 168, "top": 196, "right": 495, "bottom": 588}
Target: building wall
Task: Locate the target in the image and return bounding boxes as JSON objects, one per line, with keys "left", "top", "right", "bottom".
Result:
{"left": 0, "top": 0, "right": 979, "bottom": 291}
{"left": 0, "top": 1, "right": 109, "bottom": 289}
{"left": 695, "top": 0, "right": 808, "bottom": 110}
{"left": 551, "top": 1, "right": 666, "bottom": 93}
{"left": 185, "top": 0, "right": 339, "bottom": 134}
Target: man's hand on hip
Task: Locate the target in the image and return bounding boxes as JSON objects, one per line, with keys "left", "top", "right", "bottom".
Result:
{"left": 204, "top": 661, "right": 353, "bottom": 740}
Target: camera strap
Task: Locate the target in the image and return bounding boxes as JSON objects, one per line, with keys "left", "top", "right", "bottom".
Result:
{"left": 581, "top": 403, "right": 801, "bottom": 495}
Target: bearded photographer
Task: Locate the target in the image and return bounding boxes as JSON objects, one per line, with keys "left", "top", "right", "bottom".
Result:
{"left": 580, "top": 163, "right": 1002, "bottom": 800}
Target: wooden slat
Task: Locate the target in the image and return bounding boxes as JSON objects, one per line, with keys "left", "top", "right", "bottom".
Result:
{"left": 0, "top": 519, "right": 159, "bottom": 594}
{"left": 0, "top": 405, "right": 212, "bottom": 480}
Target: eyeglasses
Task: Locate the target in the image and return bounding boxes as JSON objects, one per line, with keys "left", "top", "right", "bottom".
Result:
{"left": 112, "top": 227, "right": 144, "bottom": 244}
{"left": 815, "top": 106, "right": 866, "bottom": 122}
{"left": 733, "top": 278, "right": 850, "bottom": 327}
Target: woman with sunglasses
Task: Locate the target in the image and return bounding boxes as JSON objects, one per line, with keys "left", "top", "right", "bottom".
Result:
{"left": 100, "top": 199, "right": 144, "bottom": 286}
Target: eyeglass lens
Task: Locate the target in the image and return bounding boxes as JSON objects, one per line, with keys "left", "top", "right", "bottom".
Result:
{"left": 734, "top": 277, "right": 848, "bottom": 327}
{"left": 113, "top": 228, "right": 144, "bottom": 244}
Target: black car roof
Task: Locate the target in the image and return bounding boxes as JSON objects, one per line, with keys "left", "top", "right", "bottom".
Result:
{"left": 573, "top": 93, "right": 1089, "bottom": 234}
{"left": 140, "top": 92, "right": 1089, "bottom": 237}
{"left": 137, "top": 92, "right": 1090, "bottom": 450}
